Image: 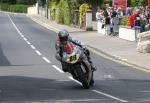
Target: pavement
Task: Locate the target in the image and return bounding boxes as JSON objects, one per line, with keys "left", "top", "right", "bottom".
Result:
{"left": 27, "top": 14, "right": 150, "bottom": 70}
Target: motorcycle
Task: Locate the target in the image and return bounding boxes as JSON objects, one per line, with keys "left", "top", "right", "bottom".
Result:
{"left": 60, "top": 42, "right": 94, "bottom": 89}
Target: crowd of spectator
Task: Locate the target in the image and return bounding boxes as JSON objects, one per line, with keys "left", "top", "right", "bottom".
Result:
{"left": 96, "top": 4, "right": 150, "bottom": 36}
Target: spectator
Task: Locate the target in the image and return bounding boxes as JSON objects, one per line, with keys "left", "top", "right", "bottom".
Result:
{"left": 96, "top": 9, "right": 104, "bottom": 22}
{"left": 145, "top": 9, "right": 150, "bottom": 23}
{"left": 126, "top": 7, "right": 132, "bottom": 16}
{"left": 96, "top": 8, "right": 101, "bottom": 21}
{"left": 117, "top": 7, "right": 124, "bottom": 25}
{"left": 140, "top": 10, "right": 147, "bottom": 32}
{"left": 134, "top": 9, "right": 141, "bottom": 27}
{"left": 104, "top": 6, "right": 111, "bottom": 35}
{"left": 145, "top": 9, "right": 150, "bottom": 31}
{"left": 129, "top": 9, "right": 137, "bottom": 28}
{"left": 110, "top": 7, "right": 118, "bottom": 35}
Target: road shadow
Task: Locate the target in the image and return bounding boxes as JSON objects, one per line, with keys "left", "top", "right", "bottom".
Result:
{"left": 93, "top": 79, "right": 150, "bottom": 103}
{"left": 0, "top": 76, "right": 102, "bottom": 103}
{"left": 0, "top": 43, "right": 11, "bottom": 66}
{"left": 0, "top": 76, "right": 149, "bottom": 102}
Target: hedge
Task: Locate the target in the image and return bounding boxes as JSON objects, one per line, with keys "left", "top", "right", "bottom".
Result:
{"left": 9, "top": 4, "right": 27, "bottom": 13}
{"left": 0, "top": 3, "right": 28, "bottom": 13}
{"left": 0, "top": 0, "right": 36, "bottom": 5}
{"left": 49, "top": 0, "right": 56, "bottom": 20}
{"left": 121, "top": 16, "right": 130, "bottom": 26}
{"left": 131, "top": 0, "right": 147, "bottom": 7}
{"left": 56, "top": 0, "right": 71, "bottom": 25}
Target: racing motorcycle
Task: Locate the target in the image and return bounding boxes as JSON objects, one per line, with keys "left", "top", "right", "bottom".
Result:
{"left": 60, "top": 42, "right": 94, "bottom": 89}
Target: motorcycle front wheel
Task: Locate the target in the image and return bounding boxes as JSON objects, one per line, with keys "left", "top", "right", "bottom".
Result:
{"left": 76, "top": 65, "right": 90, "bottom": 89}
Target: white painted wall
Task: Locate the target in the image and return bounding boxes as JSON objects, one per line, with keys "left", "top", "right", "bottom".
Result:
{"left": 92, "top": 21, "right": 97, "bottom": 31}
{"left": 86, "top": 12, "right": 92, "bottom": 30}
{"left": 27, "top": 6, "right": 38, "bottom": 14}
{"left": 97, "top": 21, "right": 105, "bottom": 35}
{"left": 119, "top": 27, "right": 137, "bottom": 41}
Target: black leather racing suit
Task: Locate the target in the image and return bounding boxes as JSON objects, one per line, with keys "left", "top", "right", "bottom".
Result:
{"left": 55, "top": 37, "right": 95, "bottom": 72}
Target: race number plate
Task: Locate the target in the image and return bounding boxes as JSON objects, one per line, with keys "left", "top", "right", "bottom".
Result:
{"left": 69, "top": 55, "right": 77, "bottom": 62}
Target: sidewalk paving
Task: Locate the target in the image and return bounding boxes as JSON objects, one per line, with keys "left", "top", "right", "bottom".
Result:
{"left": 28, "top": 14, "right": 150, "bottom": 70}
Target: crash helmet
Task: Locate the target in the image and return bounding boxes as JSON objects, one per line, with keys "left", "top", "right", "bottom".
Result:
{"left": 58, "top": 29, "right": 69, "bottom": 44}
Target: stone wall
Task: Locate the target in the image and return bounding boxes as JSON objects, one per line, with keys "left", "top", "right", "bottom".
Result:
{"left": 136, "top": 31, "right": 150, "bottom": 53}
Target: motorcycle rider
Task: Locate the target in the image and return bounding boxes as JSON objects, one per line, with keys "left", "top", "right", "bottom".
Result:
{"left": 55, "top": 29, "right": 96, "bottom": 72}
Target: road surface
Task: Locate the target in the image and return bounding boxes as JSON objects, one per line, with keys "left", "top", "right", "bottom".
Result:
{"left": 0, "top": 13, "right": 150, "bottom": 103}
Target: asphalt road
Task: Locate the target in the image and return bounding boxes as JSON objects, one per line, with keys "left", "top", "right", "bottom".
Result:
{"left": 0, "top": 13, "right": 150, "bottom": 103}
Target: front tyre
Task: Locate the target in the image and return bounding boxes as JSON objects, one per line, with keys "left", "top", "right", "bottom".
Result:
{"left": 76, "top": 66, "right": 90, "bottom": 89}
{"left": 90, "top": 72, "right": 94, "bottom": 86}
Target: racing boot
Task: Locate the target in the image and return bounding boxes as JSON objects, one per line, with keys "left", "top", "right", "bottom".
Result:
{"left": 90, "top": 62, "right": 97, "bottom": 71}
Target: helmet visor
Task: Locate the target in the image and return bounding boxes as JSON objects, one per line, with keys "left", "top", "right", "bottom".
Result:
{"left": 60, "top": 36, "right": 68, "bottom": 44}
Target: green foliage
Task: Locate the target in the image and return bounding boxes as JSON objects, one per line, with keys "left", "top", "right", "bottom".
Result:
{"left": 104, "top": 0, "right": 112, "bottom": 6}
{"left": 56, "top": 0, "right": 64, "bottom": 24}
{"left": 131, "top": 0, "right": 147, "bottom": 7}
{"left": 1, "top": 0, "right": 36, "bottom": 5}
{"left": 16, "top": 0, "right": 36, "bottom": 5}
{"left": 0, "top": 3, "right": 28, "bottom": 13}
{"left": 0, "top": 3, "right": 9, "bottom": 11}
{"left": 121, "top": 16, "right": 130, "bottom": 26}
{"left": 56, "top": 0, "right": 71, "bottom": 25}
{"left": 49, "top": 0, "right": 56, "bottom": 20}
{"left": 3, "top": 0, "right": 16, "bottom": 4}
{"left": 79, "top": 3, "right": 91, "bottom": 23}
{"left": 9, "top": 4, "right": 27, "bottom": 13}
{"left": 63, "top": 0, "right": 71, "bottom": 25}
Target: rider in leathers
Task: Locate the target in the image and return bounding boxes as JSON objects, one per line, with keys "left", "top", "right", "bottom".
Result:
{"left": 55, "top": 29, "right": 96, "bottom": 72}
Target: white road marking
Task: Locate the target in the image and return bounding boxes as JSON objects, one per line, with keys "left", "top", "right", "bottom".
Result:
{"left": 68, "top": 76, "right": 82, "bottom": 86}
{"left": 57, "top": 99, "right": 104, "bottom": 102}
{"left": 138, "top": 91, "right": 150, "bottom": 93}
{"left": 104, "top": 75, "right": 113, "bottom": 79}
{"left": 26, "top": 41, "right": 31, "bottom": 45}
{"left": 52, "top": 65, "right": 64, "bottom": 73}
{"left": 42, "top": 57, "right": 51, "bottom": 63}
{"left": 8, "top": 14, "right": 22, "bottom": 36}
{"left": 18, "top": 31, "right": 22, "bottom": 35}
{"left": 92, "top": 90, "right": 128, "bottom": 103}
{"left": 40, "top": 89, "right": 55, "bottom": 91}
{"left": 23, "top": 37, "right": 27, "bottom": 41}
{"left": 122, "top": 59, "right": 127, "bottom": 61}
{"left": 35, "top": 50, "right": 42, "bottom": 56}
{"left": 20, "top": 35, "right": 24, "bottom": 38}
{"left": 30, "top": 45, "right": 36, "bottom": 50}
{"left": 56, "top": 80, "right": 71, "bottom": 82}
{"left": 8, "top": 14, "right": 51, "bottom": 65}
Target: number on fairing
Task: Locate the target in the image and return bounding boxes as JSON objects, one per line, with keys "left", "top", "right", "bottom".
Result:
{"left": 69, "top": 55, "right": 77, "bottom": 62}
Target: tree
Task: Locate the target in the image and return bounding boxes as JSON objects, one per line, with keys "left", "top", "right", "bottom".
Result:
{"left": 131, "top": 0, "right": 147, "bottom": 7}
{"left": 1, "top": 0, "right": 36, "bottom": 5}
{"left": 16, "top": 0, "right": 36, "bottom": 5}
{"left": 1, "top": 0, "right": 16, "bottom": 4}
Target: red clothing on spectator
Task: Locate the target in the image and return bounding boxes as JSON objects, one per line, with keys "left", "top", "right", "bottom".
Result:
{"left": 129, "top": 14, "right": 137, "bottom": 28}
